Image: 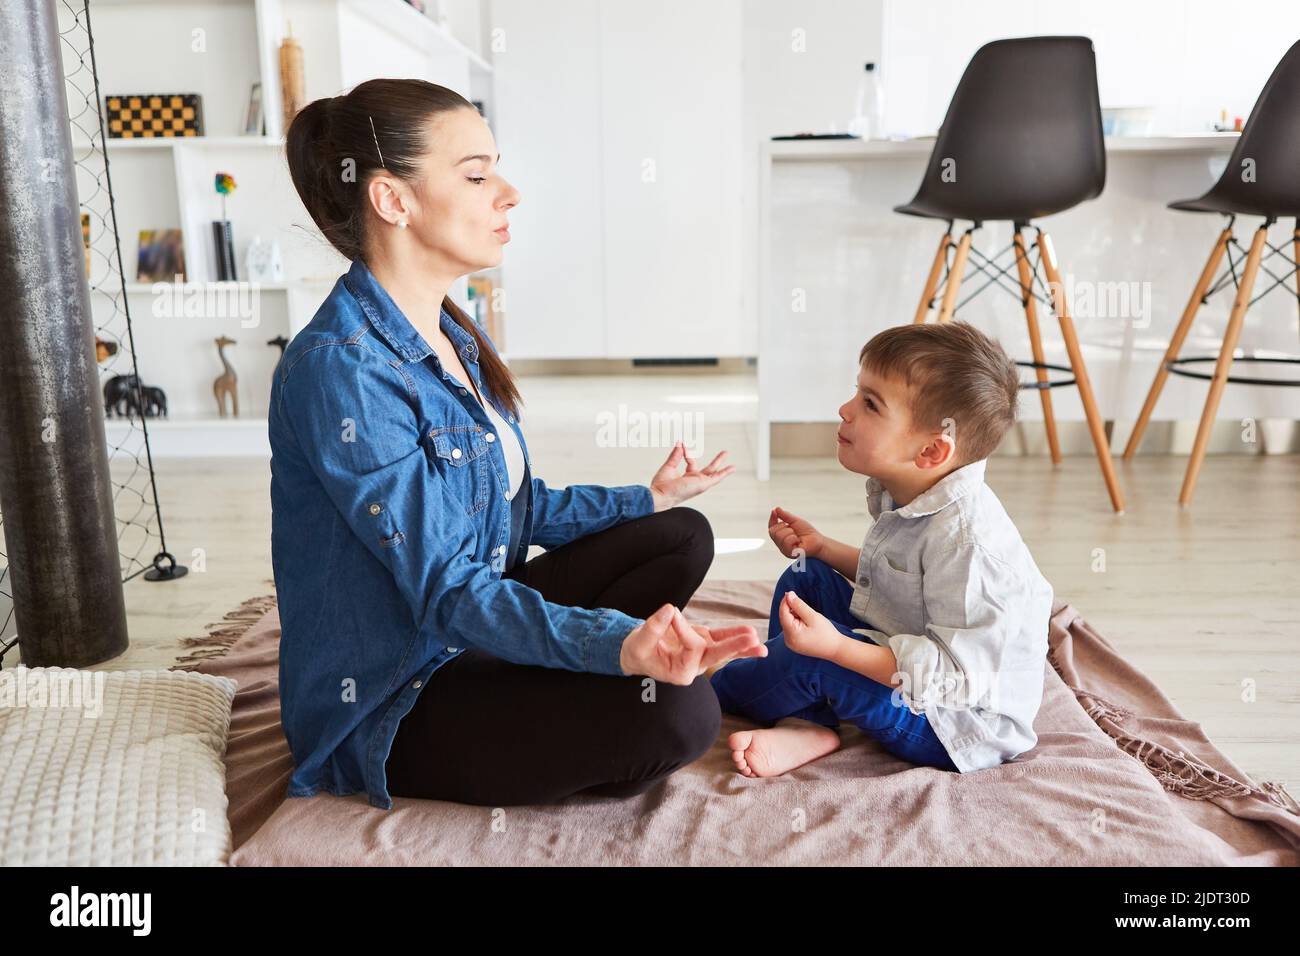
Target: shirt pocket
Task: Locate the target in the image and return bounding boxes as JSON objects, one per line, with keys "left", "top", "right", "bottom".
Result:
{"left": 868, "top": 551, "right": 926, "bottom": 634}
{"left": 427, "top": 424, "right": 491, "bottom": 515}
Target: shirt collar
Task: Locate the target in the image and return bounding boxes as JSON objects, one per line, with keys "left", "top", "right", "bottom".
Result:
{"left": 867, "top": 458, "right": 987, "bottom": 519}
{"left": 343, "top": 258, "right": 480, "bottom": 367}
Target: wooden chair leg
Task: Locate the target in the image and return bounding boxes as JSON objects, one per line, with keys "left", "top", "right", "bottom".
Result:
{"left": 1037, "top": 230, "right": 1126, "bottom": 513}
{"left": 914, "top": 231, "right": 952, "bottom": 324}
{"left": 1014, "top": 229, "right": 1061, "bottom": 464}
{"left": 1123, "top": 226, "right": 1232, "bottom": 460}
{"left": 936, "top": 230, "right": 972, "bottom": 323}
{"left": 1178, "top": 223, "right": 1269, "bottom": 507}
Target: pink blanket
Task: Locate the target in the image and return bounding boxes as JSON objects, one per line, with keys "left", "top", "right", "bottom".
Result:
{"left": 180, "top": 582, "right": 1300, "bottom": 865}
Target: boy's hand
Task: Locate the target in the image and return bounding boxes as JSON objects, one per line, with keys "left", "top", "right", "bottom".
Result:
{"left": 778, "top": 591, "right": 844, "bottom": 660}
{"left": 768, "top": 507, "right": 824, "bottom": 561}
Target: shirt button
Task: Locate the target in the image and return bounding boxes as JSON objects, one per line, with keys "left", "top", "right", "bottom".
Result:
{"left": 411, "top": 679, "right": 422, "bottom": 689}
{"left": 485, "top": 433, "right": 496, "bottom": 443}
{"left": 451, "top": 447, "right": 462, "bottom": 459}
{"left": 497, "top": 545, "right": 506, "bottom": 555}
{"left": 459, "top": 388, "right": 467, "bottom": 396}
{"left": 368, "top": 503, "right": 382, "bottom": 515}
{"left": 446, "top": 647, "right": 459, "bottom": 654}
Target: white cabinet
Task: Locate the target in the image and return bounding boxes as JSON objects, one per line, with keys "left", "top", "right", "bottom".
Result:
{"left": 492, "top": 0, "right": 744, "bottom": 359}
{"left": 490, "top": 0, "right": 607, "bottom": 358}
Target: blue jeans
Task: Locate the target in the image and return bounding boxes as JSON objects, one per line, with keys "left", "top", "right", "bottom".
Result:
{"left": 710, "top": 558, "right": 959, "bottom": 771}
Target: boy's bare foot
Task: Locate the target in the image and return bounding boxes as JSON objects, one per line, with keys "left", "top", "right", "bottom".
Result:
{"left": 728, "top": 719, "right": 841, "bottom": 777}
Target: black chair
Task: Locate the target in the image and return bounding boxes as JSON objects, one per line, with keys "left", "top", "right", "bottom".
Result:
{"left": 897, "top": 36, "right": 1123, "bottom": 513}
{"left": 1123, "top": 38, "right": 1300, "bottom": 506}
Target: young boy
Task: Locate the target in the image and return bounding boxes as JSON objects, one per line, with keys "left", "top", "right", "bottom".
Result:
{"left": 711, "top": 321, "right": 1055, "bottom": 777}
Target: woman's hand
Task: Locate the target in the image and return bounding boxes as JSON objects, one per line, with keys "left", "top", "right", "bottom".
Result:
{"left": 649, "top": 441, "right": 734, "bottom": 512}
{"left": 768, "top": 507, "right": 824, "bottom": 561}
{"left": 619, "top": 605, "right": 765, "bottom": 684}
{"left": 777, "top": 591, "right": 844, "bottom": 661}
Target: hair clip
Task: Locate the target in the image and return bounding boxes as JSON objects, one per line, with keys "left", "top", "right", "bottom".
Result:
{"left": 368, "top": 115, "right": 386, "bottom": 169}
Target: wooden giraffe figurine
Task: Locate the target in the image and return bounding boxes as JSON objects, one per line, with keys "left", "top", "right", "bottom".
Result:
{"left": 213, "top": 335, "right": 239, "bottom": 418}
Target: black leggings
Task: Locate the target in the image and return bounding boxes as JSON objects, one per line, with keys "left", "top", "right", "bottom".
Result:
{"left": 383, "top": 506, "right": 721, "bottom": 806}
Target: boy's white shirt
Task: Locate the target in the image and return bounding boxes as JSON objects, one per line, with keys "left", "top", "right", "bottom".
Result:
{"left": 847, "top": 457, "right": 1055, "bottom": 772}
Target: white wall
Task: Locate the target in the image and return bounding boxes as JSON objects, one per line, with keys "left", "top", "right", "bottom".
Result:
{"left": 880, "top": 0, "right": 1300, "bottom": 137}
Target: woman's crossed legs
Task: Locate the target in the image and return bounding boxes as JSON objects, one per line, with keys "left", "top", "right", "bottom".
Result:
{"left": 383, "top": 506, "right": 722, "bottom": 806}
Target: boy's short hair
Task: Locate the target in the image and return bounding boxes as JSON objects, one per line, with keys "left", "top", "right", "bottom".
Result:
{"left": 858, "top": 321, "right": 1020, "bottom": 466}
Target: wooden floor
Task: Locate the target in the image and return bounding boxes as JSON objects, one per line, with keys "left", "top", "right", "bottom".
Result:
{"left": 98, "top": 371, "right": 1299, "bottom": 795}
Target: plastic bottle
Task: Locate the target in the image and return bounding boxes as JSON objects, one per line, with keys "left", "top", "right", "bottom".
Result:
{"left": 849, "top": 62, "right": 884, "bottom": 139}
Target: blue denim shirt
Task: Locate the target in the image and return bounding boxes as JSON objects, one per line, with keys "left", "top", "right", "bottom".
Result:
{"left": 269, "top": 258, "right": 654, "bottom": 809}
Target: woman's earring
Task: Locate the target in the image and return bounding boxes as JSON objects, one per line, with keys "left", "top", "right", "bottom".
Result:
{"left": 398, "top": 220, "right": 408, "bottom": 230}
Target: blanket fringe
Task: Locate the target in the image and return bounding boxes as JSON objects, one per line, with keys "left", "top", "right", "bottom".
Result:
{"left": 1047, "top": 643, "right": 1300, "bottom": 816}
{"left": 1261, "top": 780, "right": 1300, "bottom": 815}
{"left": 170, "top": 587, "right": 278, "bottom": 672}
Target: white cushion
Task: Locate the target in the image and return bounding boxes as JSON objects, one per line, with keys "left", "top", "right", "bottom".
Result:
{"left": 0, "top": 666, "right": 236, "bottom": 866}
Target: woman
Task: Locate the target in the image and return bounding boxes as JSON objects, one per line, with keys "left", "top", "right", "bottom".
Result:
{"left": 272, "top": 78, "right": 764, "bottom": 811}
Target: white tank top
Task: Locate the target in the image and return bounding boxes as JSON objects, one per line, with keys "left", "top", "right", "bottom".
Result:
{"left": 456, "top": 375, "right": 525, "bottom": 500}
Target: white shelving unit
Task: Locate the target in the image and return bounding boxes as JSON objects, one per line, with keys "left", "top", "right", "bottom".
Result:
{"left": 67, "top": 0, "right": 494, "bottom": 456}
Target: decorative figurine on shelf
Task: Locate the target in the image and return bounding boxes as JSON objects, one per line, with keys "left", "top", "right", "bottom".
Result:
{"left": 246, "top": 235, "right": 284, "bottom": 283}
{"left": 103, "top": 374, "right": 141, "bottom": 418}
{"left": 279, "top": 23, "right": 305, "bottom": 131}
{"left": 213, "top": 335, "right": 239, "bottom": 417}
{"left": 141, "top": 385, "right": 169, "bottom": 418}
{"left": 213, "top": 172, "right": 238, "bottom": 281}
{"left": 103, "top": 374, "right": 169, "bottom": 419}
{"left": 268, "top": 334, "right": 290, "bottom": 374}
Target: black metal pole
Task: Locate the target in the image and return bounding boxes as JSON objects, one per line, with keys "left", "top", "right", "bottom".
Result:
{"left": 0, "top": 0, "right": 129, "bottom": 666}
